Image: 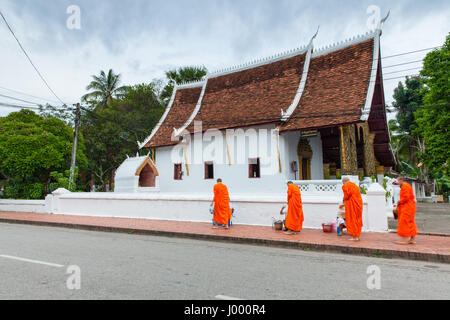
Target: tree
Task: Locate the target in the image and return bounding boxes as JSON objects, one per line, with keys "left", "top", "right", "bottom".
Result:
{"left": 0, "top": 110, "right": 87, "bottom": 199}
{"left": 39, "top": 103, "right": 74, "bottom": 124}
{"left": 82, "top": 69, "right": 128, "bottom": 108}
{"left": 81, "top": 82, "right": 165, "bottom": 191}
{"left": 420, "top": 34, "right": 450, "bottom": 108}
{"left": 388, "top": 119, "right": 414, "bottom": 175}
{"left": 160, "top": 66, "right": 207, "bottom": 104}
{"left": 391, "top": 76, "right": 425, "bottom": 166}
{"left": 392, "top": 76, "right": 424, "bottom": 135}
{"left": 414, "top": 35, "right": 450, "bottom": 196}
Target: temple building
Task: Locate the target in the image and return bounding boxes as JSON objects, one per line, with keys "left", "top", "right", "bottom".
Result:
{"left": 116, "top": 28, "right": 395, "bottom": 195}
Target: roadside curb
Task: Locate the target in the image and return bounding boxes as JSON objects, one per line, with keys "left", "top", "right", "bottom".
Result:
{"left": 388, "top": 230, "right": 450, "bottom": 238}
{"left": 1, "top": 217, "right": 449, "bottom": 264}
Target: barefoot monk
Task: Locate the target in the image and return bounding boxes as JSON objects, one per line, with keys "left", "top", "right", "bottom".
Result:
{"left": 284, "top": 181, "right": 304, "bottom": 235}
{"left": 210, "top": 179, "right": 232, "bottom": 229}
{"left": 342, "top": 177, "right": 363, "bottom": 241}
{"left": 395, "top": 176, "right": 418, "bottom": 244}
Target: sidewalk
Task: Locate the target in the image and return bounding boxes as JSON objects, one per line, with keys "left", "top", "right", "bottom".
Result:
{"left": 0, "top": 211, "right": 449, "bottom": 263}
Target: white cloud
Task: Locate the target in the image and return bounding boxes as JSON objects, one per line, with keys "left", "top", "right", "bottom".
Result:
{"left": 0, "top": 0, "right": 448, "bottom": 118}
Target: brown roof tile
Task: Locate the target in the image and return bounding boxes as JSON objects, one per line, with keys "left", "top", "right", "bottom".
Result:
{"left": 144, "top": 86, "right": 202, "bottom": 148}
{"left": 187, "top": 53, "right": 306, "bottom": 132}
{"left": 145, "top": 38, "right": 376, "bottom": 147}
{"left": 280, "top": 39, "right": 374, "bottom": 131}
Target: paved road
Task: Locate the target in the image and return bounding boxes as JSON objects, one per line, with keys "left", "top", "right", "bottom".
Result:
{"left": 0, "top": 223, "right": 449, "bottom": 300}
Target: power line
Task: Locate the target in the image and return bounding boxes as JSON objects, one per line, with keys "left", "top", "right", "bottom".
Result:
{"left": 382, "top": 74, "right": 420, "bottom": 81}
{"left": 0, "top": 85, "right": 61, "bottom": 105}
{"left": 0, "top": 10, "right": 66, "bottom": 105}
{"left": 382, "top": 67, "right": 422, "bottom": 76}
{"left": 381, "top": 46, "right": 442, "bottom": 60}
{"left": 0, "top": 93, "right": 40, "bottom": 105}
{"left": 0, "top": 102, "right": 40, "bottom": 110}
{"left": 382, "top": 59, "right": 424, "bottom": 69}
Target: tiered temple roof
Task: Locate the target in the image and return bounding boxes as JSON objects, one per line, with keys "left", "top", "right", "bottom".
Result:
{"left": 140, "top": 30, "right": 394, "bottom": 166}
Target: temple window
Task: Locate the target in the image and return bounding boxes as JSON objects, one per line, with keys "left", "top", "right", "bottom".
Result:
{"left": 174, "top": 163, "right": 183, "bottom": 180}
{"left": 249, "top": 158, "right": 261, "bottom": 178}
{"left": 204, "top": 162, "right": 214, "bottom": 180}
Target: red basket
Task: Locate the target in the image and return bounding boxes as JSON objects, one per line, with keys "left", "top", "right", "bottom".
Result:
{"left": 322, "top": 223, "right": 333, "bottom": 233}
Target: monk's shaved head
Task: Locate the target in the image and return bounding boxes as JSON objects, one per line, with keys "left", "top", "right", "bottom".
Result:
{"left": 342, "top": 177, "right": 350, "bottom": 183}
{"left": 287, "top": 181, "right": 293, "bottom": 185}
{"left": 397, "top": 176, "right": 407, "bottom": 185}
{"left": 217, "top": 178, "right": 222, "bottom": 183}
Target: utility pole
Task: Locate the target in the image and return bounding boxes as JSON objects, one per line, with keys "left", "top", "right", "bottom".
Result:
{"left": 69, "top": 103, "right": 81, "bottom": 191}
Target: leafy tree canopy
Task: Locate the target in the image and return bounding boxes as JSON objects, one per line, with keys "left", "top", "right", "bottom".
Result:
{"left": 81, "top": 82, "right": 165, "bottom": 191}
{"left": 414, "top": 35, "right": 450, "bottom": 178}
{"left": 0, "top": 110, "right": 87, "bottom": 199}
{"left": 392, "top": 76, "right": 424, "bottom": 135}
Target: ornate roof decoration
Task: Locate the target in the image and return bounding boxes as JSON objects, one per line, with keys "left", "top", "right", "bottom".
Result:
{"left": 281, "top": 26, "right": 319, "bottom": 122}
{"left": 174, "top": 78, "right": 209, "bottom": 137}
{"left": 208, "top": 45, "right": 308, "bottom": 79}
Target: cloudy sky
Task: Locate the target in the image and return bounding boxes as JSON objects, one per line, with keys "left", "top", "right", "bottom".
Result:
{"left": 0, "top": 0, "right": 449, "bottom": 117}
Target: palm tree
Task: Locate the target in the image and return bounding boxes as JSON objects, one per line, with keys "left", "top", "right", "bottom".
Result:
{"left": 82, "top": 69, "right": 127, "bottom": 108}
{"left": 160, "top": 66, "right": 207, "bottom": 104}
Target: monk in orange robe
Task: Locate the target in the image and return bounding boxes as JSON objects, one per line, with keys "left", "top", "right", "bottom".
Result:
{"left": 284, "top": 181, "right": 304, "bottom": 235}
{"left": 396, "top": 177, "right": 418, "bottom": 244}
{"left": 342, "top": 177, "right": 363, "bottom": 241}
{"left": 210, "top": 179, "right": 232, "bottom": 229}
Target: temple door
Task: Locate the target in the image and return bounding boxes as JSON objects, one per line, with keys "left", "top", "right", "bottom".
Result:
{"left": 297, "top": 138, "right": 312, "bottom": 180}
{"left": 136, "top": 158, "right": 159, "bottom": 188}
{"left": 139, "top": 164, "right": 156, "bottom": 187}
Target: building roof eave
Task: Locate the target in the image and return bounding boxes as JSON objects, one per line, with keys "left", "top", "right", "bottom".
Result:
{"left": 361, "top": 29, "right": 381, "bottom": 121}
{"left": 139, "top": 84, "right": 179, "bottom": 149}
{"left": 173, "top": 78, "right": 208, "bottom": 137}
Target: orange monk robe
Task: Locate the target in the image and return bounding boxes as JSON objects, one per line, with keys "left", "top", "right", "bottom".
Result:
{"left": 285, "top": 184, "right": 304, "bottom": 232}
{"left": 342, "top": 181, "right": 363, "bottom": 238}
{"left": 397, "top": 182, "right": 418, "bottom": 238}
{"left": 213, "top": 183, "right": 232, "bottom": 225}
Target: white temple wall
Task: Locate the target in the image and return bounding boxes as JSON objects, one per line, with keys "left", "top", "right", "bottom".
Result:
{"left": 156, "top": 124, "right": 290, "bottom": 195}
{"left": 282, "top": 131, "right": 324, "bottom": 181}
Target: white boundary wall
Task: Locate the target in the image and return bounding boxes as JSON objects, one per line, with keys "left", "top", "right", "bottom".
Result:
{"left": 0, "top": 199, "right": 48, "bottom": 213}
{"left": 0, "top": 183, "right": 388, "bottom": 232}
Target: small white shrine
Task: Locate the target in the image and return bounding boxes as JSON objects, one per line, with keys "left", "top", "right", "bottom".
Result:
{"left": 114, "top": 155, "right": 160, "bottom": 193}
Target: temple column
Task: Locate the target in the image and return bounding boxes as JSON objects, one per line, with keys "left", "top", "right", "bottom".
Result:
{"left": 298, "top": 155, "right": 304, "bottom": 180}
{"left": 307, "top": 159, "right": 312, "bottom": 180}
{"left": 323, "top": 163, "right": 330, "bottom": 180}
{"left": 375, "top": 161, "right": 385, "bottom": 184}
{"left": 339, "top": 125, "right": 358, "bottom": 176}
{"left": 362, "top": 122, "right": 377, "bottom": 177}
